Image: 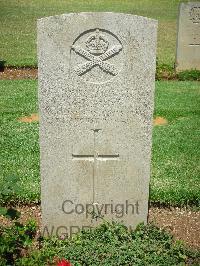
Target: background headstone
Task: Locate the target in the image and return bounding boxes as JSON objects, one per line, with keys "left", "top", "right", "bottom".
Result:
{"left": 38, "top": 12, "right": 157, "bottom": 238}
{"left": 176, "top": 2, "right": 200, "bottom": 71}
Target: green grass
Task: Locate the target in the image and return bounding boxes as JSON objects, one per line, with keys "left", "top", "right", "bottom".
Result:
{"left": 0, "top": 80, "right": 199, "bottom": 205}
{"left": 0, "top": 0, "right": 197, "bottom": 67}
{"left": 152, "top": 81, "right": 200, "bottom": 206}
{"left": 0, "top": 80, "right": 39, "bottom": 203}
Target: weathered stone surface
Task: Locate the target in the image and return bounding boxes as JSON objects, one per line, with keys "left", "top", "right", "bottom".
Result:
{"left": 38, "top": 12, "right": 157, "bottom": 238}
{"left": 176, "top": 2, "right": 200, "bottom": 71}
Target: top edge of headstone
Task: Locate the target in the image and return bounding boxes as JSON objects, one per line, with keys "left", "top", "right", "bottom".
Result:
{"left": 180, "top": 2, "right": 200, "bottom": 7}
{"left": 37, "top": 12, "right": 157, "bottom": 24}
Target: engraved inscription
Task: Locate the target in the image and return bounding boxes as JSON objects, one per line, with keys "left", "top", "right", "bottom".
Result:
{"left": 190, "top": 7, "right": 200, "bottom": 23}
{"left": 71, "top": 29, "right": 123, "bottom": 83}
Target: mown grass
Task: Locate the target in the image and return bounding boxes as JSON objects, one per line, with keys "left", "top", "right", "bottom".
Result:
{"left": 0, "top": 80, "right": 39, "bottom": 203}
{"left": 0, "top": 0, "right": 195, "bottom": 67}
{"left": 0, "top": 79, "right": 199, "bottom": 206}
{"left": 152, "top": 81, "right": 200, "bottom": 206}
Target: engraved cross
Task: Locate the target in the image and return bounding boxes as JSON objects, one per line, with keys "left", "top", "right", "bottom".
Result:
{"left": 72, "top": 129, "right": 119, "bottom": 162}
{"left": 72, "top": 129, "right": 119, "bottom": 203}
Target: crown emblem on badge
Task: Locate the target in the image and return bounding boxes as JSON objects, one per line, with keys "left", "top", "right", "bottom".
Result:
{"left": 86, "top": 29, "right": 109, "bottom": 55}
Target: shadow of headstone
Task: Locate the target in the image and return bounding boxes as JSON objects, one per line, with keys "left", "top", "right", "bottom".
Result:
{"left": 0, "top": 60, "right": 6, "bottom": 72}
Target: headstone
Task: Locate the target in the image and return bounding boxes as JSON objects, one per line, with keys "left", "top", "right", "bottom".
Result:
{"left": 38, "top": 12, "right": 157, "bottom": 238}
{"left": 176, "top": 2, "right": 200, "bottom": 71}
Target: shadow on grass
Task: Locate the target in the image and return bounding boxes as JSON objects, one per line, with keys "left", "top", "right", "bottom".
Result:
{"left": 0, "top": 60, "right": 6, "bottom": 72}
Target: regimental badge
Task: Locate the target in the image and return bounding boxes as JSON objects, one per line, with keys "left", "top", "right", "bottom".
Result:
{"left": 190, "top": 7, "right": 200, "bottom": 23}
{"left": 71, "top": 28, "right": 123, "bottom": 83}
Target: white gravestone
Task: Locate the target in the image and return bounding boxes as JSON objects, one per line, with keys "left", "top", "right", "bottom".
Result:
{"left": 38, "top": 12, "right": 157, "bottom": 238}
{"left": 176, "top": 2, "right": 200, "bottom": 71}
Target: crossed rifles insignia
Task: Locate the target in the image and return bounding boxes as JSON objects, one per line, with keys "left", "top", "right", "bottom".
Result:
{"left": 71, "top": 29, "right": 122, "bottom": 76}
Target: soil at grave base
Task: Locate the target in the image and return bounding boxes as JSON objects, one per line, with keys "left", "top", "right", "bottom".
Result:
{"left": 148, "top": 207, "right": 200, "bottom": 250}
{"left": 18, "top": 113, "right": 39, "bottom": 123}
{"left": 0, "top": 68, "right": 37, "bottom": 80}
{"left": 0, "top": 205, "right": 199, "bottom": 250}
{"left": 153, "top": 116, "right": 168, "bottom": 126}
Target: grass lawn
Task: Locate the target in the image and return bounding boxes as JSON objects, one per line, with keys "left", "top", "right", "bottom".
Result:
{"left": 0, "top": 79, "right": 199, "bottom": 206}
{"left": 0, "top": 0, "right": 194, "bottom": 67}
{"left": 0, "top": 80, "right": 39, "bottom": 203}
{"left": 152, "top": 81, "right": 200, "bottom": 206}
